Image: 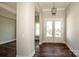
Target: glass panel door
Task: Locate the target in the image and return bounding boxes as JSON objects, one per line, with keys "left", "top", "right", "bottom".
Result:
{"left": 55, "top": 20, "right": 62, "bottom": 37}
{"left": 45, "top": 20, "right": 54, "bottom": 42}
{"left": 46, "top": 21, "right": 53, "bottom": 37}
{"left": 44, "top": 18, "right": 63, "bottom": 43}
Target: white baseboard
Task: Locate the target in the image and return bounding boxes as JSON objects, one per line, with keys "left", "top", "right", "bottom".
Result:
{"left": 41, "top": 41, "right": 65, "bottom": 44}
{"left": 16, "top": 50, "right": 35, "bottom": 57}
{"left": 66, "top": 43, "right": 79, "bottom": 57}
{"left": 0, "top": 39, "right": 15, "bottom": 44}
{"left": 28, "top": 51, "right": 35, "bottom": 57}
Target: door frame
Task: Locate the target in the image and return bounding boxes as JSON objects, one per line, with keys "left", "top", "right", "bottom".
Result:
{"left": 43, "top": 18, "right": 65, "bottom": 43}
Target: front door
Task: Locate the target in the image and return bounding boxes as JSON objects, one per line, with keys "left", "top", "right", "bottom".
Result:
{"left": 44, "top": 18, "right": 64, "bottom": 43}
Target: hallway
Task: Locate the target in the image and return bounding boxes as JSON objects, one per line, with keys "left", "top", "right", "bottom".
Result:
{"left": 0, "top": 2, "right": 79, "bottom": 57}
{"left": 34, "top": 43, "right": 76, "bottom": 57}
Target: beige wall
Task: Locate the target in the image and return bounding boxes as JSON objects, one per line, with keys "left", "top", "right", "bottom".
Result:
{"left": 0, "top": 3, "right": 16, "bottom": 44}
{"left": 0, "top": 16, "right": 16, "bottom": 44}
{"left": 66, "top": 2, "right": 79, "bottom": 56}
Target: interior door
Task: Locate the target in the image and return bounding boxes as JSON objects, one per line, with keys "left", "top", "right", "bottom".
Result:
{"left": 44, "top": 18, "right": 64, "bottom": 43}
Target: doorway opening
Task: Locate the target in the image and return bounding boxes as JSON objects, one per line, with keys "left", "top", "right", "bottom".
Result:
{"left": 35, "top": 13, "right": 40, "bottom": 52}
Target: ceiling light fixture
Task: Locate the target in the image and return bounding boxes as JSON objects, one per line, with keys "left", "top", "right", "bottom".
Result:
{"left": 51, "top": 2, "right": 57, "bottom": 16}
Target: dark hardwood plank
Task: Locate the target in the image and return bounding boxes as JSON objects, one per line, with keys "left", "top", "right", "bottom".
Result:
{"left": 0, "top": 40, "right": 16, "bottom": 57}
{"left": 34, "top": 43, "right": 76, "bottom": 57}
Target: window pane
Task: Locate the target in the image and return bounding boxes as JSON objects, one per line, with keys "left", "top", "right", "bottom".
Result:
{"left": 35, "top": 23, "right": 40, "bottom": 36}
{"left": 46, "top": 21, "right": 52, "bottom": 37}
{"left": 55, "top": 21, "right": 62, "bottom": 37}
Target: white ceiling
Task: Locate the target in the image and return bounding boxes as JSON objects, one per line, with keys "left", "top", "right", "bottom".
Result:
{"left": 38, "top": 2, "right": 70, "bottom": 9}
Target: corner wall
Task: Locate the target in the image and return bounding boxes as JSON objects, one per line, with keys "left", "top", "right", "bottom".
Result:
{"left": 66, "top": 2, "right": 79, "bottom": 56}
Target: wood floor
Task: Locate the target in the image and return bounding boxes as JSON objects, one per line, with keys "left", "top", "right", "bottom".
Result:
{"left": 34, "top": 43, "right": 76, "bottom": 57}
{"left": 0, "top": 41, "right": 76, "bottom": 57}
{"left": 0, "top": 40, "right": 16, "bottom": 57}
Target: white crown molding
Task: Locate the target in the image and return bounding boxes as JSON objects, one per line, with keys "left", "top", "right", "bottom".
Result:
{"left": 35, "top": 3, "right": 42, "bottom": 13}
{"left": 42, "top": 8, "right": 65, "bottom": 12}
{"left": 0, "top": 3, "right": 16, "bottom": 14}
{"left": 0, "top": 14, "right": 16, "bottom": 20}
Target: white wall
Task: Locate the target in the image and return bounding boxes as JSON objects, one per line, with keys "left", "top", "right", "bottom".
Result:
{"left": 17, "top": 2, "right": 35, "bottom": 57}
{"left": 66, "top": 2, "right": 79, "bottom": 56}
{"left": 39, "top": 12, "right": 43, "bottom": 44}
{"left": 0, "top": 16, "right": 16, "bottom": 44}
